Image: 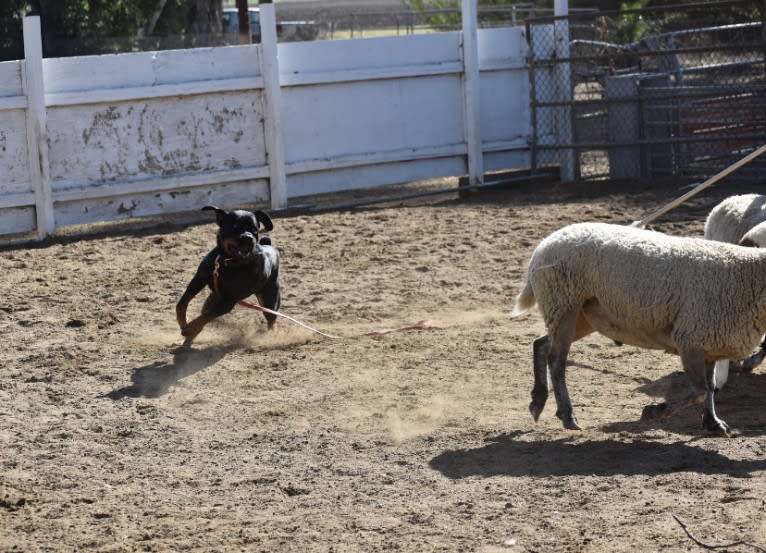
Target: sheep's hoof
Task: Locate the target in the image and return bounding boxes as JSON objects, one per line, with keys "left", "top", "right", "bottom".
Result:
{"left": 556, "top": 409, "right": 582, "bottom": 431}
{"left": 562, "top": 417, "right": 582, "bottom": 431}
{"left": 739, "top": 351, "right": 765, "bottom": 372}
{"left": 702, "top": 412, "right": 736, "bottom": 437}
{"left": 640, "top": 402, "right": 667, "bottom": 422}
{"left": 529, "top": 389, "right": 548, "bottom": 422}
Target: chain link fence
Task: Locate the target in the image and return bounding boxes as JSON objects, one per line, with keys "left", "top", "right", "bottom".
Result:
{"left": 312, "top": 5, "right": 551, "bottom": 39}
{"left": 527, "top": 0, "right": 766, "bottom": 181}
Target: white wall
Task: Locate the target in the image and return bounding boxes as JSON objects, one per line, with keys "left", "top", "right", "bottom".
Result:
{"left": 0, "top": 13, "right": 539, "bottom": 240}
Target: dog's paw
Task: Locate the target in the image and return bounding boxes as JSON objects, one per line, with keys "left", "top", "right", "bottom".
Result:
{"left": 171, "top": 344, "right": 193, "bottom": 354}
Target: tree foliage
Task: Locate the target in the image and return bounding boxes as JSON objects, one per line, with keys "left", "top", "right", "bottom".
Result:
{"left": 0, "top": 0, "right": 223, "bottom": 61}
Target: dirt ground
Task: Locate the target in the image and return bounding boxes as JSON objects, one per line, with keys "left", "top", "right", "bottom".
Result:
{"left": 4, "top": 177, "right": 766, "bottom": 552}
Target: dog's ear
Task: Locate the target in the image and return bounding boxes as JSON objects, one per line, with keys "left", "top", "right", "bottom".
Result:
{"left": 254, "top": 210, "right": 274, "bottom": 232}
{"left": 202, "top": 205, "right": 227, "bottom": 226}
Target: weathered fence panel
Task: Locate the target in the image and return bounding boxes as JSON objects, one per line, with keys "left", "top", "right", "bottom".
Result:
{"left": 0, "top": 7, "right": 536, "bottom": 241}
{"left": 0, "top": 60, "right": 36, "bottom": 236}
{"left": 43, "top": 45, "right": 271, "bottom": 229}
{"left": 279, "top": 33, "right": 468, "bottom": 198}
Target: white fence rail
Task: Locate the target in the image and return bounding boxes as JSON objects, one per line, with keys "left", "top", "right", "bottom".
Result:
{"left": 0, "top": 4, "right": 543, "bottom": 240}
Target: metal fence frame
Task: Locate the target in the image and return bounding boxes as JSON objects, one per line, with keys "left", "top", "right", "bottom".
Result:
{"left": 526, "top": 0, "right": 766, "bottom": 181}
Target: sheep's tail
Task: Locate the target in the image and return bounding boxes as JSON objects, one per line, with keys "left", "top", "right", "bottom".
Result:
{"left": 511, "top": 279, "right": 536, "bottom": 317}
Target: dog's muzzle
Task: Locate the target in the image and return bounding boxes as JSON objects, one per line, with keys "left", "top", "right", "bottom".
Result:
{"left": 223, "top": 233, "right": 257, "bottom": 259}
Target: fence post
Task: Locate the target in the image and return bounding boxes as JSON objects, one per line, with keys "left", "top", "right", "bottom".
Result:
{"left": 553, "top": 0, "right": 575, "bottom": 181}
{"left": 23, "top": 16, "right": 55, "bottom": 238}
{"left": 461, "top": 0, "right": 484, "bottom": 188}
{"left": 259, "top": 0, "right": 287, "bottom": 209}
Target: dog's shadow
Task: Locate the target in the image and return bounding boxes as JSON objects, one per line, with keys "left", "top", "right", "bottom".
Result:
{"left": 105, "top": 346, "right": 229, "bottom": 399}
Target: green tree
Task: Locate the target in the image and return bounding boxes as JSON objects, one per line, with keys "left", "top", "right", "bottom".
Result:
{"left": 0, "top": 0, "right": 224, "bottom": 60}
{"left": 406, "top": 0, "right": 460, "bottom": 30}
{"left": 0, "top": 2, "right": 28, "bottom": 61}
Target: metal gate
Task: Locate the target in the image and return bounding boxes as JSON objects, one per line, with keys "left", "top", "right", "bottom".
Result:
{"left": 526, "top": 0, "right": 766, "bottom": 181}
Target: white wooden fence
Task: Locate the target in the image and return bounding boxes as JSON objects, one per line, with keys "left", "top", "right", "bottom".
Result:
{"left": 0, "top": 3, "right": 549, "bottom": 240}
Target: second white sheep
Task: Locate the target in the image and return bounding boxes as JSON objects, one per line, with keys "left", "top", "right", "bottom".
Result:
{"left": 704, "top": 193, "right": 766, "bottom": 382}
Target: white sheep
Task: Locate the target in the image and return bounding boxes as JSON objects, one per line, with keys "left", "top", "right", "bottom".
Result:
{"left": 740, "top": 221, "right": 766, "bottom": 248}
{"left": 511, "top": 221, "right": 766, "bottom": 436}
{"left": 704, "top": 193, "right": 766, "bottom": 246}
{"left": 704, "top": 194, "right": 766, "bottom": 382}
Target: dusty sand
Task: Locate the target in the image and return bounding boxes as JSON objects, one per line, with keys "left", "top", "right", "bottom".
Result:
{"left": 3, "top": 177, "right": 766, "bottom": 552}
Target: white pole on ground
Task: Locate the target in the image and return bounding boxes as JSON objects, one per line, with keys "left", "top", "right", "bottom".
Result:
{"left": 553, "top": 0, "right": 575, "bottom": 181}
{"left": 23, "top": 16, "right": 55, "bottom": 238}
{"left": 259, "top": 0, "right": 287, "bottom": 209}
{"left": 461, "top": 0, "right": 484, "bottom": 187}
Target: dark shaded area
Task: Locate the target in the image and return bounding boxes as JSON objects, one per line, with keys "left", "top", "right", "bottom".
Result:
{"left": 105, "top": 346, "right": 228, "bottom": 399}
{"left": 430, "top": 430, "right": 766, "bottom": 479}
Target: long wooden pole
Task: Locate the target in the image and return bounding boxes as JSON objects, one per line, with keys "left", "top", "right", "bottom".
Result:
{"left": 632, "top": 143, "right": 766, "bottom": 227}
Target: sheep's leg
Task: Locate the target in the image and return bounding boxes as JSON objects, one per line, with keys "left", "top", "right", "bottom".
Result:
{"left": 550, "top": 354, "right": 581, "bottom": 431}
{"left": 641, "top": 349, "right": 707, "bottom": 421}
{"left": 529, "top": 334, "right": 550, "bottom": 422}
{"left": 640, "top": 350, "right": 731, "bottom": 436}
{"left": 713, "top": 360, "right": 729, "bottom": 392}
{"left": 739, "top": 337, "right": 766, "bottom": 372}
{"left": 740, "top": 348, "right": 765, "bottom": 371}
{"left": 701, "top": 388, "right": 730, "bottom": 436}
{"left": 548, "top": 309, "right": 591, "bottom": 431}
{"left": 700, "top": 357, "right": 731, "bottom": 436}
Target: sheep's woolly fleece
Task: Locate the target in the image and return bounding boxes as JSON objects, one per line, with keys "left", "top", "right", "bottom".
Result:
{"left": 514, "top": 221, "right": 766, "bottom": 361}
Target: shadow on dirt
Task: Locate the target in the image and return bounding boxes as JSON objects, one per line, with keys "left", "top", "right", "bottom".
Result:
{"left": 626, "top": 370, "right": 766, "bottom": 434}
{"left": 431, "top": 371, "right": 766, "bottom": 480}
{"left": 104, "top": 346, "right": 229, "bottom": 399}
{"left": 429, "top": 430, "right": 766, "bottom": 479}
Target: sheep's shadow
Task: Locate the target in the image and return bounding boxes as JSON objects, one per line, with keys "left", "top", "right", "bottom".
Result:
{"left": 431, "top": 370, "right": 766, "bottom": 480}
{"left": 429, "top": 430, "right": 766, "bottom": 479}
{"left": 563, "top": 360, "right": 766, "bottom": 435}
{"left": 104, "top": 346, "right": 229, "bottom": 399}
{"left": 609, "top": 370, "right": 766, "bottom": 435}
{"left": 568, "top": 360, "right": 660, "bottom": 389}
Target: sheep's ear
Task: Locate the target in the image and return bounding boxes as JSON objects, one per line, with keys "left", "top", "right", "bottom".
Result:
{"left": 254, "top": 210, "right": 274, "bottom": 232}
{"left": 202, "top": 205, "right": 227, "bottom": 225}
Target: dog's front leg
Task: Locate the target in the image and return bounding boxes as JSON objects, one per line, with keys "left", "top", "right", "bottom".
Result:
{"left": 257, "top": 279, "right": 281, "bottom": 329}
{"left": 182, "top": 293, "right": 237, "bottom": 346}
{"left": 176, "top": 275, "right": 208, "bottom": 332}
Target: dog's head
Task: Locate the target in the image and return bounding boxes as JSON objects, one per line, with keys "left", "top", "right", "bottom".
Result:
{"left": 202, "top": 205, "right": 273, "bottom": 260}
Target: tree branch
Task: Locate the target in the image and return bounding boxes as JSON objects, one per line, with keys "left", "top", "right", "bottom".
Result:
{"left": 673, "top": 514, "right": 766, "bottom": 553}
{"left": 144, "top": 0, "right": 169, "bottom": 37}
